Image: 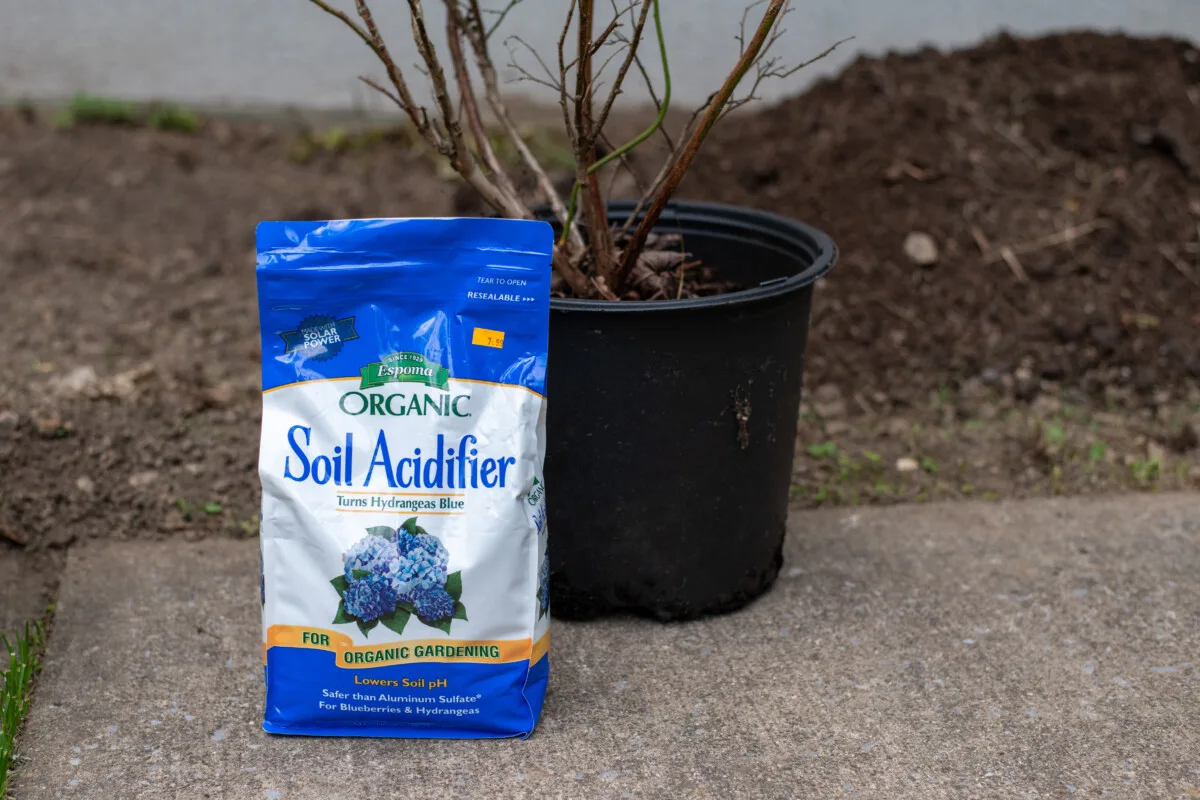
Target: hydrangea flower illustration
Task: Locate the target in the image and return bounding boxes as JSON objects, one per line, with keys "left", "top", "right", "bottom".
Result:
{"left": 412, "top": 586, "right": 456, "bottom": 622}
{"left": 343, "top": 572, "right": 398, "bottom": 622}
{"left": 331, "top": 519, "right": 464, "bottom": 637}
{"left": 395, "top": 531, "right": 450, "bottom": 593}
{"left": 537, "top": 553, "right": 550, "bottom": 618}
{"left": 343, "top": 535, "right": 401, "bottom": 585}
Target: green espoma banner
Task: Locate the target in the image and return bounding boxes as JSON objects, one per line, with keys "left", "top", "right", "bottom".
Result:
{"left": 359, "top": 352, "right": 450, "bottom": 390}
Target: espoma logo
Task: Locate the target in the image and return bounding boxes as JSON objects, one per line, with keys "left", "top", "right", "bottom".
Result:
{"left": 360, "top": 352, "right": 448, "bottom": 390}
{"left": 342, "top": 352, "right": 470, "bottom": 417}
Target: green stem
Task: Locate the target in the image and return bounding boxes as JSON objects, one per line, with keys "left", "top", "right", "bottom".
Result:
{"left": 558, "top": 0, "right": 670, "bottom": 247}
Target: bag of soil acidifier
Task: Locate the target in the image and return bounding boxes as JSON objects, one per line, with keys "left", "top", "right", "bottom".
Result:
{"left": 255, "top": 218, "right": 552, "bottom": 738}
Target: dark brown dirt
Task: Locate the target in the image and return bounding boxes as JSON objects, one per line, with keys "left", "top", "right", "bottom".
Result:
{"left": 1, "top": 31, "right": 1198, "bottom": 569}
{"left": 690, "top": 32, "right": 1200, "bottom": 412}
{"left": 0, "top": 117, "right": 457, "bottom": 555}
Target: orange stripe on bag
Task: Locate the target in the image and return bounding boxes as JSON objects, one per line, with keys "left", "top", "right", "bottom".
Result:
{"left": 531, "top": 631, "right": 550, "bottom": 665}
{"left": 266, "top": 625, "right": 532, "bottom": 667}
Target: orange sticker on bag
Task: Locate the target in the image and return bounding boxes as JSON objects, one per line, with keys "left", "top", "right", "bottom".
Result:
{"left": 471, "top": 328, "right": 505, "bottom": 348}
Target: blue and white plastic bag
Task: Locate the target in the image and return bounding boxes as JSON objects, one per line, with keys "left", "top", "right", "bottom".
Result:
{"left": 256, "top": 218, "right": 551, "bottom": 738}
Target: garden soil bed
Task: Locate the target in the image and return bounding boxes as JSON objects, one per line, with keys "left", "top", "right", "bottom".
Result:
{"left": 1, "top": 32, "right": 1198, "bottom": 576}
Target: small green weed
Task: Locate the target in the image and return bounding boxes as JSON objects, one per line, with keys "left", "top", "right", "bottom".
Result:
{"left": 807, "top": 441, "right": 838, "bottom": 459}
{"left": 290, "top": 126, "right": 406, "bottom": 163}
{"left": 1087, "top": 441, "right": 1107, "bottom": 463}
{"left": 55, "top": 94, "right": 202, "bottom": 133}
{"left": 176, "top": 498, "right": 226, "bottom": 520}
{"left": 1129, "top": 459, "right": 1160, "bottom": 485}
{"left": 54, "top": 94, "right": 138, "bottom": 128}
{"left": 1, "top": 622, "right": 45, "bottom": 796}
{"left": 147, "top": 103, "right": 201, "bottom": 133}
{"left": 836, "top": 454, "right": 862, "bottom": 483}
{"left": 920, "top": 456, "right": 939, "bottom": 474}
{"left": 1051, "top": 465, "right": 1066, "bottom": 495}
{"left": 1043, "top": 423, "right": 1066, "bottom": 445}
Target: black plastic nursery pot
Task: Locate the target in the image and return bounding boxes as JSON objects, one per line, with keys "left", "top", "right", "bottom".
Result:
{"left": 544, "top": 201, "right": 836, "bottom": 621}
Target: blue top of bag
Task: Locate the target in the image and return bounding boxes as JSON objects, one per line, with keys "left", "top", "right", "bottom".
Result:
{"left": 256, "top": 218, "right": 553, "bottom": 397}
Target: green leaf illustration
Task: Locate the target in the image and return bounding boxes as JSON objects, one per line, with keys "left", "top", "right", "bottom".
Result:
{"left": 333, "top": 600, "right": 352, "bottom": 625}
{"left": 452, "top": 601, "right": 468, "bottom": 621}
{"left": 400, "top": 517, "right": 419, "bottom": 535}
{"left": 366, "top": 526, "right": 395, "bottom": 540}
{"left": 425, "top": 616, "right": 453, "bottom": 634}
{"left": 351, "top": 569, "right": 370, "bottom": 580}
{"left": 379, "top": 607, "right": 411, "bottom": 635}
{"left": 356, "top": 618, "right": 379, "bottom": 638}
{"left": 330, "top": 575, "right": 349, "bottom": 597}
{"left": 415, "top": 526, "right": 428, "bottom": 536}
{"left": 397, "top": 600, "right": 418, "bottom": 616}
{"left": 445, "top": 571, "right": 463, "bottom": 601}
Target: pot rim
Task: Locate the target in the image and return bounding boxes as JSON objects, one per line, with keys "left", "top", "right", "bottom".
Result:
{"left": 548, "top": 200, "right": 837, "bottom": 313}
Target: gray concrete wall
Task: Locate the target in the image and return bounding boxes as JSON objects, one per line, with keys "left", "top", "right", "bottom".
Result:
{"left": 2, "top": 0, "right": 1198, "bottom": 110}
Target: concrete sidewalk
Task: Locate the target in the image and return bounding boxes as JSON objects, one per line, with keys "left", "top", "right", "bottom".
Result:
{"left": 12, "top": 494, "right": 1200, "bottom": 799}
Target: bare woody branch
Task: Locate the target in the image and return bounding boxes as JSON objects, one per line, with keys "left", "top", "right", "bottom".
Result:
{"left": 358, "top": 75, "right": 407, "bottom": 113}
{"left": 445, "top": 12, "right": 522, "bottom": 204}
{"left": 484, "top": 0, "right": 525, "bottom": 39}
{"left": 722, "top": 34, "right": 853, "bottom": 119}
{"left": 573, "top": 0, "right": 617, "bottom": 280}
{"left": 411, "top": 0, "right": 529, "bottom": 217}
{"left": 612, "top": 0, "right": 791, "bottom": 291}
{"left": 621, "top": 13, "right": 848, "bottom": 234}
{"left": 591, "top": 0, "right": 653, "bottom": 142}
{"left": 736, "top": 0, "right": 769, "bottom": 56}
{"left": 309, "top": 0, "right": 842, "bottom": 301}
{"left": 504, "top": 35, "right": 564, "bottom": 91}
{"left": 406, "top": 2, "right": 465, "bottom": 158}
{"left": 563, "top": 0, "right": 669, "bottom": 244}
{"left": 456, "top": 0, "right": 591, "bottom": 293}
{"left": 352, "top": 0, "right": 442, "bottom": 149}
{"left": 307, "top": 0, "right": 377, "bottom": 53}
{"left": 617, "top": 102, "right": 703, "bottom": 240}
{"left": 311, "top": 0, "right": 590, "bottom": 293}
{"left": 557, "top": 0, "right": 578, "bottom": 148}
{"left": 588, "top": 14, "right": 625, "bottom": 58}
{"left": 574, "top": 0, "right": 596, "bottom": 152}
{"left": 617, "top": 2, "right": 844, "bottom": 256}
{"left": 457, "top": 1, "right": 580, "bottom": 239}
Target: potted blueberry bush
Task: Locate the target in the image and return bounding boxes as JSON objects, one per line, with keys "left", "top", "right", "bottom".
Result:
{"left": 304, "top": 0, "right": 840, "bottom": 620}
